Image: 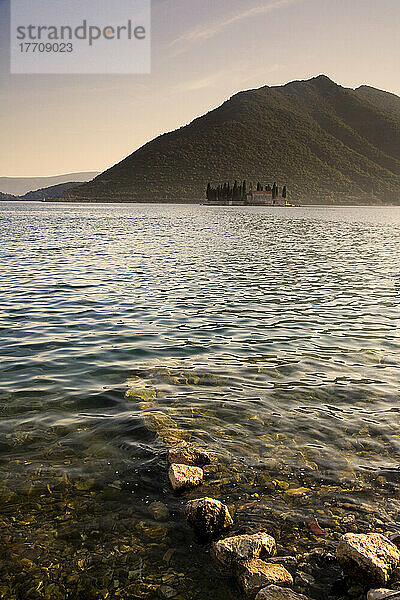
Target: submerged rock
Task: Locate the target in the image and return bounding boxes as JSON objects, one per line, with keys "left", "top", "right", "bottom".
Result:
{"left": 168, "top": 464, "right": 203, "bottom": 492}
{"left": 158, "top": 584, "right": 178, "bottom": 599}
{"left": 213, "top": 532, "right": 276, "bottom": 567}
{"left": 236, "top": 559, "right": 293, "bottom": 598}
{"left": 168, "top": 442, "right": 210, "bottom": 467}
{"left": 148, "top": 501, "right": 170, "bottom": 522}
{"left": 367, "top": 590, "right": 400, "bottom": 600}
{"left": 255, "top": 585, "right": 310, "bottom": 600}
{"left": 185, "top": 497, "right": 233, "bottom": 539}
{"left": 337, "top": 533, "right": 400, "bottom": 586}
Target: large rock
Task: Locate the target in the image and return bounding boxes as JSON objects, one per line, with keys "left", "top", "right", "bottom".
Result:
{"left": 255, "top": 586, "right": 310, "bottom": 600}
{"left": 213, "top": 532, "right": 276, "bottom": 567}
{"left": 337, "top": 533, "right": 400, "bottom": 586}
{"left": 236, "top": 559, "right": 293, "bottom": 598}
{"left": 168, "top": 464, "right": 203, "bottom": 492}
{"left": 168, "top": 442, "right": 210, "bottom": 467}
{"left": 185, "top": 497, "right": 233, "bottom": 539}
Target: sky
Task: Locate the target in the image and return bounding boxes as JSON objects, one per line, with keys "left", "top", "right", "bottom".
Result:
{"left": 0, "top": 0, "right": 399, "bottom": 177}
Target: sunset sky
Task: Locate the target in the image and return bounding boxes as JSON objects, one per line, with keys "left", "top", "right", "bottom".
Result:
{"left": 0, "top": 0, "right": 399, "bottom": 177}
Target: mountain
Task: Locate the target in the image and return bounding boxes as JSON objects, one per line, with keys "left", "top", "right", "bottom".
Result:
{"left": 0, "top": 172, "right": 98, "bottom": 196}
{"left": 0, "top": 191, "right": 17, "bottom": 200}
{"left": 20, "top": 181, "right": 84, "bottom": 201}
{"left": 66, "top": 76, "right": 400, "bottom": 204}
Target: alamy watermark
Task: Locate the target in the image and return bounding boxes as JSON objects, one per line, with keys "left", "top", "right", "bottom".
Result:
{"left": 10, "top": 0, "right": 151, "bottom": 74}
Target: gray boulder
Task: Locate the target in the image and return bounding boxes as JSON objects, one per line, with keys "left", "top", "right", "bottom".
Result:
{"left": 213, "top": 532, "right": 276, "bottom": 567}
{"left": 337, "top": 533, "right": 400, "bottom": 585}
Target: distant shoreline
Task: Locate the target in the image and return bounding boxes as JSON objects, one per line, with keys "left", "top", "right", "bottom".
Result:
{"left": 1, "top": 199, "right": 399, "bottom": 208}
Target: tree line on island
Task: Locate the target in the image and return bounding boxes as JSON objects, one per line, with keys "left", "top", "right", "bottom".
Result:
{"left": 206, "top": 180, "right": 287, "bottom": 202}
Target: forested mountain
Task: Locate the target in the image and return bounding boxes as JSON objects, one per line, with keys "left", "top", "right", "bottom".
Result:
{"left": 66, "top": 76, "right": 400, "bottom": 204}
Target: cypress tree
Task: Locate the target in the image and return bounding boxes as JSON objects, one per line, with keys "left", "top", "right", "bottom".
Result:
{"left": 206, "top": 183, "right": 211, "bottom": 201}
{"left": 242, "top": 180, "right": 247, "bottom": 200}
{"left": 233, "top": 180, "right": 238, "bottom": 201}
{"left": 282, "top": 186, "right": 287, "bottom": 199}
{"left": 257, "top": 182, "right": 261, "bottom": 191}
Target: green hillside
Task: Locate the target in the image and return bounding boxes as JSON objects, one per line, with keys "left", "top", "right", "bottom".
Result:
{"left": 0, "top": 191, "right": 17, "bottom": 200}
{"left": 66, "top": 75, "right": 400, "bottom": 204}
{"left": 21, "top": 181, "right": 83, "bottom": 201}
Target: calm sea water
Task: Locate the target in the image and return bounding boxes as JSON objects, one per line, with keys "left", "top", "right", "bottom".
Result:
{"left": 1, "top": 201, "right": 400, "bottom": 600}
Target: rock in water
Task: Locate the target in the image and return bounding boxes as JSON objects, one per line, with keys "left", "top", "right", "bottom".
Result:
{"left": 185, "top": 497, "right": 233, "bottom": 539}
{"left": 148, "top": 501, "right": 170, "bottom": 522}
{"left": 213, "top": 532, "right": 277, "bottom": 567}
{"left": 168, "top": 442, "right": 210, "bottom": 467}
{"left": 255, "top": 586, "right": 310, "bottom": 600}
{"left": 168, "top": 464, "right": 203, "bottom": 492}
{"left": 337, "top": 533, "right": 400, "bottom": 586}
{"left": 236, "top": 559, "right": 293, "bottom": 598}
{"left": 367, "top": 590, "right": 400, "bottom": 600}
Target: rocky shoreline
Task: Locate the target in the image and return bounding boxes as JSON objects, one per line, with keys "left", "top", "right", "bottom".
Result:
{"left": 159, "top": 432, "right": 400, "bottom": 600}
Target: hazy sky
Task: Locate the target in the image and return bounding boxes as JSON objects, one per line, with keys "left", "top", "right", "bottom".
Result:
{"left": 0, "top": 0, "right": 399, "bottom": 177}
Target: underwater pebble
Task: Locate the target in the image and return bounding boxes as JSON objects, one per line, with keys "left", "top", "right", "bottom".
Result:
{"left": 168, "top": 464, "right": 203, "bottom": 492}
{"left": 158, "top": 584, "right": 178, "bottom": 598}
{"left": 337, "top": 533, "right": 400, "bottom": 585}
{"left": 185, "top": 497, "right": 233, "bottom": 539}
{"left": 295, "top": 571, "right": 315, "bottom": 586}
{"left": 213, "top": 532, "right": 276, "bottom": 568}
{"left": 236, "top": 559, "right": 293, "bottom": 598}
{"left": 148, "top": 501, "right": 170, "bottom": 522}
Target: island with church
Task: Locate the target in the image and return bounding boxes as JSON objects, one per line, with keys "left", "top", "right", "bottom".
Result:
{"left": 205, "top": 180, "right": 296, "bottom": 206}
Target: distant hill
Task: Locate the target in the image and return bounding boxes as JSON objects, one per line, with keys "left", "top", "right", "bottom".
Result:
{"left": 0, "top": 191, "right": 17, "bottom": 200}
{"left": 0, "top": 172, "right": 98, "bottom": 196}
{"left": 20, "top": 181, "right": 84, "bottom": 201}
{"left": 66, "top": 76, "right": 400, "bottom": 205}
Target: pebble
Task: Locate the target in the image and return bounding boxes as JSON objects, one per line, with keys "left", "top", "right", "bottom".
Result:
{"left": 149, "top": 501, "right": 170, "bottom": 522}
{"left": 158, "top": 584, "right": 178, "bottom": 599}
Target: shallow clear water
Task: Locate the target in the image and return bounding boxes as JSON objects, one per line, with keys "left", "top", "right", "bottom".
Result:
{"left": 1, "top": 202, "right": 400, "bottom": 599}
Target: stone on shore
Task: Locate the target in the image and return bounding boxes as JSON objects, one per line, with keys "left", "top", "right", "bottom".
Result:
{"left": 255, "top": 585, "right": 310, "bottom": 600}
{"left": 168, "top": 442, "right": 210, "bottom": 467}
{"left": 367, "top": 590, "right": 400, "bottom": 600}
{"left": 213, "top": 532, "right": 276, "bottom": 567}
{"left": 168, "top": 464, "right": 203, "bottom": 492}
{"left": 236, "top": 559, "right": 293, "bottom": 598}
{"left": 185, "top": 497, "right": 233, "bottom": 539}
{"left": 337, "top": 533, "right": 400, "bottom": 586}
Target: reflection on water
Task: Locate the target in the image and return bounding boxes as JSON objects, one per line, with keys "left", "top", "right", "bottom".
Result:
{"left": 1, "top": 202, "right": 400, "bottom": 599}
